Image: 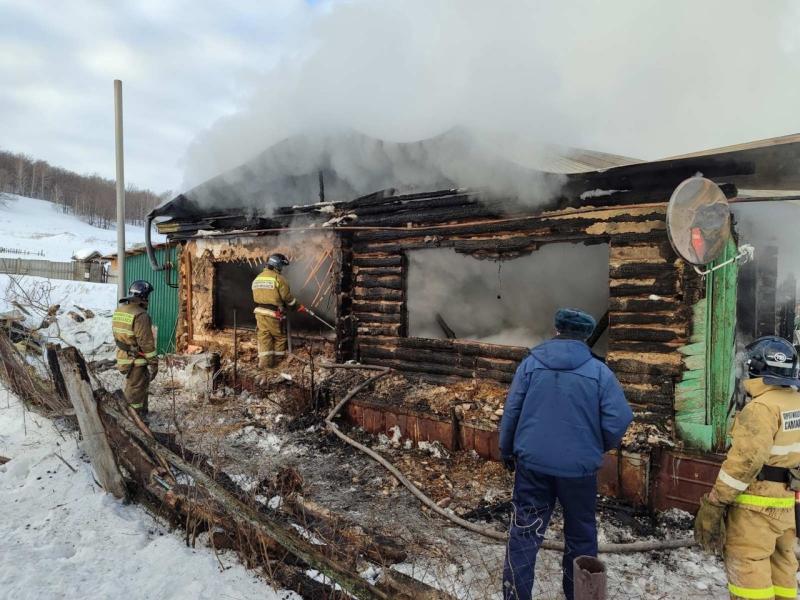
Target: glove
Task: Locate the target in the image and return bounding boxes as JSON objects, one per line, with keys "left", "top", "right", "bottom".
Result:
{"left": 694, "top": 494, "right": 727, "bottom": 555}
{"left": 502, "top": 456, "right": 516, "bottom": 473}
{"left": 148, "top": 362, "right": 159, "bottom": 382}
{"left": 297, "top": 305, "right": 308, "bottom": 314}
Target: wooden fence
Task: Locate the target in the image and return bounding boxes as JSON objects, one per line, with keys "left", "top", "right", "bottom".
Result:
{"left": 0, "top": 257, "right": 107, "bottom": 283}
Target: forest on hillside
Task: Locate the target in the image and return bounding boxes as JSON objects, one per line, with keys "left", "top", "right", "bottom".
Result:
{"left": 0, "top": 150, "right": 165, "bottom": 227}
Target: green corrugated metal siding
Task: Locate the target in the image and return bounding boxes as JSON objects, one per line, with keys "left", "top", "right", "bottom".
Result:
{"left": 124, "top": 245, "right": 180, "bottom": 355}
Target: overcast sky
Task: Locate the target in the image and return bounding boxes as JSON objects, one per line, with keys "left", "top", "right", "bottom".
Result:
{"left": 2, "top": 1, "right": 800, "bottom": 196}
{"left": 0, "top": 0, "right": 321, "bottom": 194}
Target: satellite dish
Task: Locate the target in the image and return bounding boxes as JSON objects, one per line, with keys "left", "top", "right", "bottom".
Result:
{"left": 667, "top": 177, "right": 732, "bottom": 266}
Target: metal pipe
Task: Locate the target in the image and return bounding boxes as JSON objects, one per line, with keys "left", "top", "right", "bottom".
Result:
{"left": 114, "top": 80, "right": 126, "bottom": 300}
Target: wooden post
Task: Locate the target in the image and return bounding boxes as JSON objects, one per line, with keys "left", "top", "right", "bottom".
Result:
{"left": 57, "top": 347, "right": 127, "bottom": 499}
{"left": 573, "top": 556, "right": 607, "bottom": 600}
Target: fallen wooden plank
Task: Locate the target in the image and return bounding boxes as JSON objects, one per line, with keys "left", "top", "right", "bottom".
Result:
{"left": 57, "top": 347, "right": 127, "bottom": 499}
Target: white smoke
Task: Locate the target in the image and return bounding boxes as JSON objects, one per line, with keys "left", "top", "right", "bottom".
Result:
{"left": 182, "top": 0, "right": 800, "bottom": 195}
{"left": 408, "top": 243, "right": 610, "bottom": 351}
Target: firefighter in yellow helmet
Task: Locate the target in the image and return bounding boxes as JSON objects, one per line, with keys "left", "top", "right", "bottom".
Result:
{"left": 251, "top": 253, "right": 307, "bottom": 369}
{"left": 112, "top": 280, "right": 158, "bottom": 417}
{"left": 695, "top": 335, "right": 800, "bottom": 600}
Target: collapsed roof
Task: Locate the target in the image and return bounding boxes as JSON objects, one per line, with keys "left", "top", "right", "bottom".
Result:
{"left": 151, "top": 129, "right": 800, "bottom": 239}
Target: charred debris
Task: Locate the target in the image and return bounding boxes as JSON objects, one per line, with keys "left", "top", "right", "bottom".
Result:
{"left": 146, "top": 133, "right": 800, "bottom": 512}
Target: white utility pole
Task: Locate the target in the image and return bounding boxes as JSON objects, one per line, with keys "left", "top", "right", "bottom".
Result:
{"left": 114, "top": 80, "right": 126, "bottom": 300}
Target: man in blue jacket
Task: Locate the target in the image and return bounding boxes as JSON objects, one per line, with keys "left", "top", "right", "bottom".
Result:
{"left": 500, "top": 308, "right": 632, "bottom": 600}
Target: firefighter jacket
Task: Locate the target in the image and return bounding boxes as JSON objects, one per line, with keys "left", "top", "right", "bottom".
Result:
{"left": 499, "top": 338, "right": 633, "bottom": 478}
{"left": 112, "top": 298, "right": 157, "bottom": 372}
{"left": 251, "top": 268, "right": 297, "bottom": 317}
{"left": 711, "top": 378, "right": 800, "bottom": 510}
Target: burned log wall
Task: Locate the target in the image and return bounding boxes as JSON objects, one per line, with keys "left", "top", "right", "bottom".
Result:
{"left": 340, "top": 195, "right": 697, "bottom": 429}
{"left": 177, "top": 234, "right": 337, "bottom": 355}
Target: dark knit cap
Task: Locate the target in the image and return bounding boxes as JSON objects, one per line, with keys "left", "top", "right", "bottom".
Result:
{"left": 554, "top": 308, "right": 596, "bottom": 340}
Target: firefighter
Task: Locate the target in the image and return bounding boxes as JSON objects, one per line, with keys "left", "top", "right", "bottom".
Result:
{"left": 251, "top": 253, "right": 307, "bottom": 369}
{"left": 499, "top": 308, "right": 632, "bottom": 600}
{"left": 112, "top": 280, "right": 158, "bottom": 417}
{"left": 695, "top": 335, "right": 800, "bottom": 600}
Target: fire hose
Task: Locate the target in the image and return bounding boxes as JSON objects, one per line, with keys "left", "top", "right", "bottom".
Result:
{"left": 320, "top": 362, "right": 697, "bottom": 553}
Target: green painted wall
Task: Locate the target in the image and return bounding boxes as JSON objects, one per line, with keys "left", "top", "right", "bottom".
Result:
{"left": 124, "top": 245, "right": 180, "bottom": 355}
{"left": 676, "top": 239, "right": 738, "bottom": 451}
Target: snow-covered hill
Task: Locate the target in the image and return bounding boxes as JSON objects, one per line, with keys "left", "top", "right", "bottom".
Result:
{"left": 0, "top": 193, "right": 160, "bottom": 261}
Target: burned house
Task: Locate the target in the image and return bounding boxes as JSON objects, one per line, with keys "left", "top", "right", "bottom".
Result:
{"left": 146, "top": 131, "right": 800, "bottom": 510}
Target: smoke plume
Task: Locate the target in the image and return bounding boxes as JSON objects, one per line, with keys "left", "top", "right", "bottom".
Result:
{"left": 408, "top": 244, "right": 610, "bottom": 350}
{"left": 182, "top": 0, "right": 800, "bottom": 209}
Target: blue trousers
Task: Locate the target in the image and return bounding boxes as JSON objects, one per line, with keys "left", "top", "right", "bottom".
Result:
{"left": 502, "top": 466, "right": 598, "bottom": 600}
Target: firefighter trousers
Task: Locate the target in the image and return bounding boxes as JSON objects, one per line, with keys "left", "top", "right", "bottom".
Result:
{"left": 724, "top": 504, "right": 797, "bottom": 599}
{"left": 124, "top": 365, "right": 150, "bottom": 414}
{"left": 255, "top": 312, "right": 286, "bottom": 368}
{"left": 503, "top": 466, "right": 597, "bottom": 600}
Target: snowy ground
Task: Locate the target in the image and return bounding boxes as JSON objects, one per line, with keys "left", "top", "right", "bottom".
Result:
{"left": 1, "top": 275, "right": 119, "bottom": 362}
{"left": 0, "top": 266, "right": 734, "bottom": 599}
{"left": 0, "top": 193, "right": 162, "bottom": 261}
{"left": 0, "top": 387, "right": 299, "bottom": 600}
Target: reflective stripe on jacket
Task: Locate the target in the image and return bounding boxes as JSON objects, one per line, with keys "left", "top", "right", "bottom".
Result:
{"left": 113, "top": 299, "right": 157, "bottom": 371}
{"left": 251, "top": 269, "right": 297, "bottom": 310}
{"left": 711, "top": 378, "right": 800, "bottom": 509}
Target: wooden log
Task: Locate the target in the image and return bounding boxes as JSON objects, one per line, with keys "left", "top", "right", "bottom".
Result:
{"left": 452, "top": 339, "right": 529, "bottom": 361}
{"left": 376, "top": 336, "right": 530, "bottom": 362}
{"left": 353, "top": 287, "right": 403, "bottom": 301}
{"left": 609, "top": 327, "right": 683, "bottom": 343}
{"left": 285, "top": 495, "right": 409, "bottom": 566}
{"left": 57, "top": 347, "right": 127, "bottom": 499}
{"left": 607, "top": 340, "right": 682, "bottom": 353}
{"left": 360, "top": 344, "right": 469, "bottom": 367}
{"left": 614, "top": 372, "right": 674, "bottom": 386}
{"left": 352, "top": 210, "right": 669, "bottom": 243}
{"left": 620, "top": 384, "right": 673, "bottom": 406}
{"left": 46, "top": 344, "right": 69, "bottom": 403}
{"left": 360, "top": 356, "right": 514, "bottom": 383}
{"left": 352, "top": 266, "right": 403, "bottom": 276}
{"left": 609, "top": 262, "right": 678, "bottom": 278}
{"left": 606, "top": 356, "right": 684, "bottom": 377}
{"left": 452, "top": 237, "right": 539, "bottom": 254}
{"left": 608, "top": 297, "right": 681, "bottom": 312}
{"left": 609, "top": 281, "right": 677, "bottom": 297}
{"left": 355, "top": 275, "right": 403, "bottom": 290}
{"left": 351, "top": 300, "right": 402, "bottom": 314}
{"left": 474, "top": 356, "right": 518, "bottom": 374}
{"left": 363, "top": 357, "right": 478, "bottom": 379}
{"left": 610, "top": 311, "right": 686, "bottom": 326}
{"left": 102, "top": 405, "right": 391, "bottom": 600}
{"left": 354, "top": 203, "right": 502, "bottom": 227}
{"left": 352, "top": 255, "right": 403, "bottom": 267}
{"left": 358, "top": 325, "right": 403, "bottom": 337}
{"left": 352, "top": 193, "right": 477, "bottom": 217}
{"left": 353, "top": 312, "right": 403, "bottom": 324}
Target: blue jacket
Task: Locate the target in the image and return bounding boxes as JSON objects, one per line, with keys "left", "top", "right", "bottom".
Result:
{"left": 499, "top": 339, "right": 633, "bottom": 478}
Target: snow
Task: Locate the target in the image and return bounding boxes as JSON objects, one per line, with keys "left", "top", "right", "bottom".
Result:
{"left": 0, "top": 193, "right": 163, "bottom": 261}
{"left": 71, "top": 248, "right": 101, "bottom": 261}
{"left": 0, "top": 275, "right": 119, "bottom": 361}
{"left": 0, "top": 388, "right": 299, "bottom": 600}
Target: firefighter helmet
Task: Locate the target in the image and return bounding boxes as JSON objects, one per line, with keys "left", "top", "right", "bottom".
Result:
{"left": 267, "top": 253, "right": 290, "bottom": 272}
{"left": 128, "top": 280, "right": 154, "bottom": 301}
{"left": 745, "top": 335, "right": 799, "bottom": 386}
